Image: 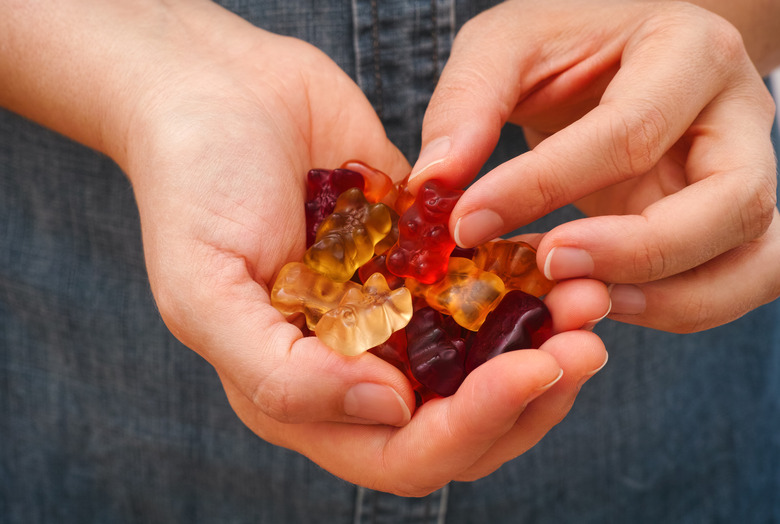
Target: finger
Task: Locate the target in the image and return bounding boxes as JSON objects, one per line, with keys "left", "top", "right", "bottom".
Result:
{"left": 156, "top": 252, "right": 416, "bottom": 427}
{"left": 242, "top": 348, "right": 564, "bottom": 496}
{"left": 536, "top": 81, "right": 776, "bottom": 284}
{"left": 449, "top": 6, "right": 758, "bottom": 247}
{"left": 405, "top": 2, "right": 628, "bottom": 194}
{"left": 544, "top": 278, "right": 612, "bottom": 332}
{"left": 608, "top": 209, "right": 780, "bottom": 332}
{"left": 456, "top": 329, "right": 607, "bottom": 481}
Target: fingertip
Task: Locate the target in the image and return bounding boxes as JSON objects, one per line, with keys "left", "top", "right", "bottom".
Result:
{"left": 544, "top": 278, "right": 611, "bottom": 332}
{"left": 343, "top": 382, "right": 412, "bottom": 426}
{"left": 408, "top": 136, "right": 451, "bottom": 190}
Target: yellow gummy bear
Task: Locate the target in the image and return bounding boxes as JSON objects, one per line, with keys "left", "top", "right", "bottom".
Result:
{"left": 270, "top": 262, "right": 359, "bottom": 330}
{"left": 315, "top": 272, "right": 413, "bottom": 356}
{"left": 304, "top": 188, "right": 393, "bottom": 282}
{"left": 405, "top": 257, "right": 506, "bottom": 331}
{"left": 473, "top": 240, "right": 556, "bottom": 297}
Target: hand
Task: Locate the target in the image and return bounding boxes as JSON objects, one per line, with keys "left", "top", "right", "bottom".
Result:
{"left": 116, "top": 2, "right": 610, "bottom": 494}
{"left": 409, "top": 0, "right": 780, "bottom": 333}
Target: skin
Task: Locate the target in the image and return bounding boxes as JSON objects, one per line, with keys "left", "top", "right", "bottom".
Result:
{"left": 410, "top": 0, "right": 780, "bottom": 333}
{"left": 1, "top": 0, "right": 609, "bottom": 494}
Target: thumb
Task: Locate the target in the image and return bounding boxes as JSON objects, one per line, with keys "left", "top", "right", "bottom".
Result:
{"left": 155, "top": 256, "right": 415, "bottom": 428}
{"left": 407, "top": 12, "right": 528, "bottom": 193}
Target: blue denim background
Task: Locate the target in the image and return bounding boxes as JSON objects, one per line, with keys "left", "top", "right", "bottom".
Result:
{"left": 2, "top": 1, "right": 779, "bottom": 522}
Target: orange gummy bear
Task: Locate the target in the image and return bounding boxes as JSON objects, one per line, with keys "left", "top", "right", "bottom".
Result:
{"left": 405, "top": 257, "right": 506, "bottom": 331}
{"left": 473, "top": 240, "right": 556, "bottom": 297}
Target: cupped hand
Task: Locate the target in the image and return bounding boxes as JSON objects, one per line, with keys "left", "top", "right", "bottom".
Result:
{"left": 114, "top": 1, "right": 609, "bottom": 493}
{"left": 409, "top": 0, "right": 780, "bottom": 332}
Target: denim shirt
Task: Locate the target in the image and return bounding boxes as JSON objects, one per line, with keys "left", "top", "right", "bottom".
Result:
{"left": 1, "top": 1, "right": 779, "bottom": 522}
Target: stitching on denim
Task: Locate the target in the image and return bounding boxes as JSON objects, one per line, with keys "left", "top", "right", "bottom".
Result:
{"left": 351, "top": 0, "right": 364, "bottom": 92}
{"left": 431, "top": 0, "right": 440, "bottom": 85}
{"left": 370, "top": 0, "right": 384, "bottom": 119}
{"left": 437, "top": 483, "right": 450, "bottom": 524}
{"left": 352, "top": 484, "right": 366, "bottom": 524}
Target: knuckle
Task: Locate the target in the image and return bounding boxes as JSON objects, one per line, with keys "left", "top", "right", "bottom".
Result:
{"left": 705, "top": 16, "right": 747, "bottom": 71}
{"left": 250, "top": 370, "right": 301, "bottom": 424}
{"left": 526, "top": 152, "right": 568, "bottom": 217}
{"left": 738, "top": 175, "right": 777, "bottom": 241}
{"left": 605, "top": 103, "right": 667, "bottom": 177}
{"left": 632, "top": 233, "right": 668, "bottom": 282}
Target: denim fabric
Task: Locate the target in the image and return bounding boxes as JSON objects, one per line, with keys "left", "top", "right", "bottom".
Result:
{"left": 2, "top": 1, "right": 779, "bottom": 523}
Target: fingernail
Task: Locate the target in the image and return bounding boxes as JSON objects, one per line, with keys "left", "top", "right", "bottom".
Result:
{"left": 409, "top": 136, "right": 451, "bottom": 183}
{"left": 524, "top": 368, "right": 564, "bottom": 407}
{"left": 543, "top": 247, "right": 594, "bottom": 280}
{"left": 453, "top": 209, "right": 504, "bottom": 247}
{"left": 344, "top": 383, "right": 411, "bottom": 426}
{"left": 609, "top": 284, "right": 646, "bottom": 315}
{"left": 582, "top": 297, "right": 612, "bottom": 331}
{"left": 578, "top": 351, "right": 609, "bottom": 388}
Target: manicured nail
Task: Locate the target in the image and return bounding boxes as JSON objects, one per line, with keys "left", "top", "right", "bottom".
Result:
{"left": 609, "top": 284, "right": 646, "bottom": 315}
{"left": 344, "top": 383, "right": 411, "bottom": 426}
{"left": 524, "top": 368, "right": 564, "bottom": 407}
{"left": 543, "top": 247, "right": 594, "bottom": 280}
{"left": 582, "top": 297, "right": 612, "bottom": 331}
{"left": 578, "top": 352, "right": 609, "bottom": 388}
{"left": 409, "top": 136, "right": 451, "bottom": 183}
{"left": 453, "top": 209, "right": 504, "bottom": 247}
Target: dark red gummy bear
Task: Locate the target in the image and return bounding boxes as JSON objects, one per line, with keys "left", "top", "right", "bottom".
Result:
{"left": 406, "top": 307, "right": 468, "bottom": 397}
{"left": 465, "top": 290, "right": 553, "bottom": 374}
{"left": 305, "top": 168, "right": 365, "bottom": 247}
{"left": 385, "top": 179, "right": 463, "bottom": 284}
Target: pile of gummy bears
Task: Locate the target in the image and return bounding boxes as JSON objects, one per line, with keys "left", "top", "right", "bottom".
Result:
{"left": 271, "top": 161, "right": 556, "bottom": 400}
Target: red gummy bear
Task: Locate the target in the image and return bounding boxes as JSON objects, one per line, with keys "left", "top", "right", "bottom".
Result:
{"left": 385, "top": 179, "right": 463, "bottom": 284}
{"left": 464, "top": 290, "right": 553, "bottom": 374}
{"left": 305, "top": 168, "right": 365, "bottom": 247}
{"left": 405, "top": 306, "right": 468, "bottom": 397}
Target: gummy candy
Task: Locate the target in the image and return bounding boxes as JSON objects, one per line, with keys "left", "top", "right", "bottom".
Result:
{"left": 465, "top": 290, "right": 553, "bottom": 373}
{"left": 405, "top": 307, "right": 468, "bottom": 397}
{"left": 305, "top": 168, "right": 365, "bottom": 247}
{"left": 304, "top": 188, "right": 393, "bottom": 282}
{"left": 358, "top": 254, "right": 405, "bottom": 289}
{"left": 451, "top": 245, "right": 476, "bottom": 259}
{"left": 340, "top": 160, "right": 397, "bottom": 206}
{"left": 473, "top": 240, "right": 555, "bottom": 297}
{"left": 373, "top": 207, "right": 399, "bottom": 256}
{"left": 405, "top": 257, "right": 506, "bottom": 331}
{"left": 369, "top": 329, "right": 409, "bottom": 374}
{"left": 392, "top": 173, "right": 415, "bottom": 215}
{"left": 315, "top": 272, "right": 413, "bottom": 356}
{"left": 270, "top": 164, "right": 559, "bottom": 402}
{"left": 271, "top": 262, "right": 360, "bottom": 329}
{"left": 385, "top": 180, "right": 463, "bottom": 284}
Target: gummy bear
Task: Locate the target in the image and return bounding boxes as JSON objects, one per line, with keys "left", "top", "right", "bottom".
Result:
{"left": 304, "top": 188, "right": 393, "bottom": 282}
{"left": 405, "top": 307, "right": 468, "bottom": 397}
{"left": 392, "top": 173, "right": 415, "bottom": 215}
{"left": 385, "top": 179, "right": 463, "bottom": 284}
{"left": 305, "top": 168, "right": 365, "bottom": 247}
{"left": 373, "top": 206, "right": 399, "bottom": 256}
{"left": 465, "top": 290, "right": 553, "bottom": 373}
{"left": 315, "top": 273, "right": 413, "bottom": 356}
{"left": 270, "top": 261, "right": 360, "bottom": 330}
{"left": 405, "top": 257, "right": 506, "bottom": 331}
{"left": 358, "top": 255, "right": 405, "bottom": 289}
{"left": 340, "top": 160, "right": 397, "bottom": 206}
{"left": 369, "top": 329, "right": 409, "bottom": 374}
{"left": 473, "top": 240, "right": 556, "bottom": 297}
